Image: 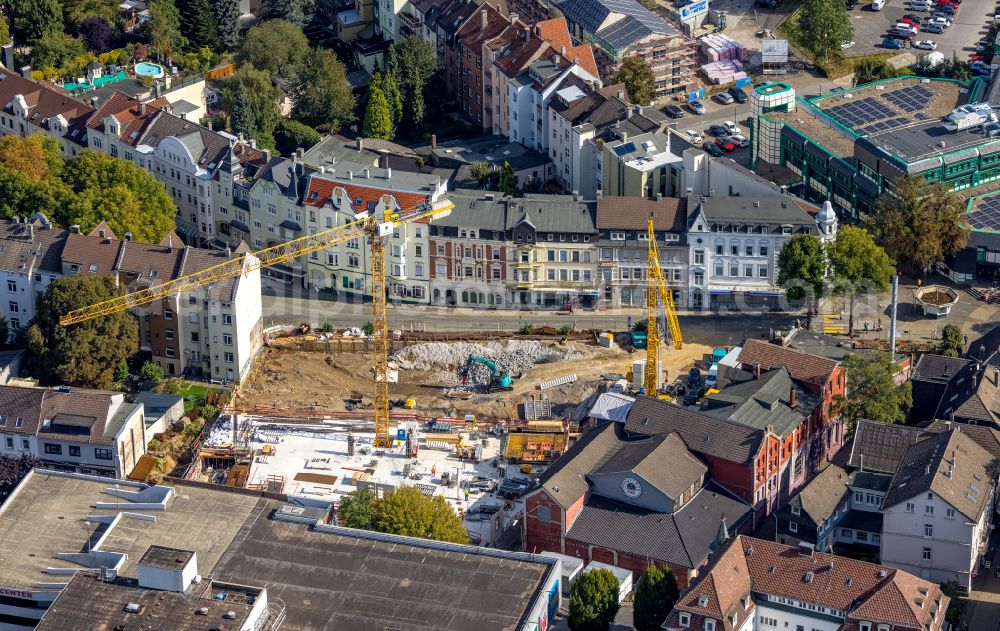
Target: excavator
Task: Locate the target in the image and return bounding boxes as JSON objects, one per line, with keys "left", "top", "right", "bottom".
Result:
{"left": 459, "top": 355, "right": 514, "bottom": 393}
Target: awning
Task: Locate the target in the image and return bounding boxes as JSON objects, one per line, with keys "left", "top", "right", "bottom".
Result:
{"left": 747, "top": 291, "right": 784, "bottom": 296}
{"left": 709, "top": 290, "right": 732, "bottom": 295}
{"left": 230, "top": 219, "right": 250, "bottom": 233}
{"left": 280, "top": 219, "right": 302, "bottom": 231}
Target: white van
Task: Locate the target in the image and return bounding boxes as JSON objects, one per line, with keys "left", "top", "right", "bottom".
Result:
{"left": 872, "top": 0, "right": 885, "bottom": 10}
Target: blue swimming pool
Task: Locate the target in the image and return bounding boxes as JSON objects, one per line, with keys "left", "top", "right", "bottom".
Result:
{"left": 135, "top": 62, "right": 165, "bottom": 78}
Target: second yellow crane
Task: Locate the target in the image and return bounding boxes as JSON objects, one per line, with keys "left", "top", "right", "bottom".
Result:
{"left": 60, "top": 196, "right": 455, "bottom": 449}
{"left": 644, "top": 217, "right": 683, "bottom": 396}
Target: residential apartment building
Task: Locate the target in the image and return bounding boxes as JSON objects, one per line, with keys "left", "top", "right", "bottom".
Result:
{"left": 302, "top": 163, "right": 448, "bottom": 302}
{"left": 685, "top": 196, "right": 834, "bottom": 310}
{"left": 524, "top": 421, "right": 753, "bottom": 589}
{"left": 0, "top": 70, "right": 94, "bottom": 157}
{"left": 602, "top": 130, "right": 684, "bottom": 199}
{"left": 60, "top": 224, "right": 263, "bottom": 382}
{"left": 428, "top": 190, "right": 598, "bottom": 308}
{"left": 0, "top": 385, "right": 147, "bottom": 478}
{"left": 337, "top": 0, "right": 374, "bottom": 42}
{"left": 0, "top": 217, "right": 67, "bottom": 329}
{"left": 664, "top": 536, "right": 949, "bottom": 631}
{"left": 373, "top": 0, "right": 409, "bottom": 40}
{"left": 556, "top": 0, "right": 697, "bottom": 99}
{"left": 508, "top": 56, "right": 600, "bottom": 155}
{"left": 880, "top": 429, "right": 996, "bottom": 591}
{"left": 86, "top": 91, "right": 266, "bottom": 245}
{"left": 910, "top": 352, "right": 1000, "bottom": 428}
{"left": 594, "top": 196, "right": 687, "bottom": 307}
{"left": 454, "top": 3, "right": 518, "bottom": 129}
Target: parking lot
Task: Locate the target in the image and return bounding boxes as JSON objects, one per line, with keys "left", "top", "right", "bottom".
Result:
{"left": 662, "top": 94, "right": 755, "bottom": 166}
{"left": 849, "top": 0, "right": 993, "bottom": 59}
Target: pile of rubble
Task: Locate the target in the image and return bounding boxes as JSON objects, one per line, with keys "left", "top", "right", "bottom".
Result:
{"left": 392, "top": 341, "right": 594, "bottom": 388}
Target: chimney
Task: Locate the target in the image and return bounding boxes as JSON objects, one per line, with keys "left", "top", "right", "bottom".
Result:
{"left": 263, "top": 149, "right": 271, "bottom": 163}
{"left": 994, "top": 366, "right": 999, "bottom": 384}
{"left": 524, "top": 28, "right": 530, "bottom": 43}
{"left": 572, "top": 190, "right": 580, "bottom": 201}
{"left": 356, "top": 137, "right": 364, "bottom": 152}
{"left": 656, "top": 192, "right": 662, "bottom": 201}
{"left": 1, "top": 43, "right": 13, "bottom": 71}
{"left": 973, "top": 374, "right": 978, "bottom": 390}
{"left": 560, "top": 45, "right": 566, "bottom": 56}
{"left": 481, "top": 8, "right": 488, "bottom": 29}
{"left": 386, "top": 167, "right": 392, "bottom": 179}
{"left": 140, "top": 101, "right": 146, "bottom": 116}
{"left": 90, "top": 96, "right": 99, "bottom": 108}
{"left": 70, "top": 224, "right": 81, "bottom": 234}
{"left": 431, "top": 134, "right": 437, "bottom": 150}
{"left": 510, "top": 12, "right": 518, "bottom": 24}
{"left": 553, "top": 53, "right": 561, "bottom": 65}
{"left": 363, "top": 167, "right": 370, "bottom": 178}
{"left": 206, "top": 120, "right": 212, "bottom": 131}
{"left": 123, "top": 231, "right": 132, "bottom": 241}
{"left": 249, "top": 138, "right": 256, "bottom": 149}
{"left": 297, "top": 147, "right": 305, "bottom": 161}
{"left": 753, "top": 363, "right": 761, "bottom": 379}
{"left": 19, "top": 65, "right": 30, "bottom": 79}
{"left": 346, "top": 171, "right": 353, "bottom": 180}
{"left": 789, "top": 386, "right": 797, "bottom": 408}
{"left": 167, "top": 235, "right": 173, "bottom": 252}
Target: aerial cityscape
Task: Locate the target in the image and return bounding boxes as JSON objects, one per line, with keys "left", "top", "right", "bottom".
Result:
{"left": 0, "top": 0, "right": 997, "bottom": 629}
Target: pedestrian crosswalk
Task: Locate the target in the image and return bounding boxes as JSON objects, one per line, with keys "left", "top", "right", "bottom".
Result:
{"left": 822, "top": 314, "right": 847, "bottom": 335}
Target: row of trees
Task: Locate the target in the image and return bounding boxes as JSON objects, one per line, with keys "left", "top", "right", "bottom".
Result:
{"left": 359, "top": 36, "right": 439, "bottom": 141}
{"left": 568, "top": 565, "right": 678, "bottom": 631}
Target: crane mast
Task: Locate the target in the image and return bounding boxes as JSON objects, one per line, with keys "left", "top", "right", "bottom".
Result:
{"left": 643, "top": 218, "right": 683, "bottom": 396}
{"left": 60, "top": 198, "right": 455, "bottom": 449}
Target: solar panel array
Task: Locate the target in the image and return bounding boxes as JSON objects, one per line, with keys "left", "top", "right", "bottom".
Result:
{"left": 971, "top": 197, "right": 1000, "bottom": 231}
{"left": 915, "top": 112, "right": 933, "bottom": 121}
{"left": 827, "top": 97, "right": 896, "bottom": 128}
{"left": 882, "top": 84, "right": 934, "bottom": 111}
{"left": 614, "top": 141, "right": 637, "bottom": 156}
{"left": 858, "top": 117, "right": 909, "bottom": 135}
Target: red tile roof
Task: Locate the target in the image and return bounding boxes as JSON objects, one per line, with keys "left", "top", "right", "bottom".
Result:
{"left": 535, "top": 18, "right": 571, "bottom": 52}
{"left": 0, "top": 72, "right": 95, "bottom": 145}
{"left": 739, "top": 339, "right": 840, "bottom": 386}
{"left": 87, "top": 91, "right": 163, "bottom": 147}
{"left": 303, "top": 171, "right": 433, "bottom": 216}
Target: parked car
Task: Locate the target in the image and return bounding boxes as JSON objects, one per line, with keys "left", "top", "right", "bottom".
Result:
{"left": 893, "top": 22, "right": 918, "bottom": 33}
{"left": 935, "top": 4, "right": 956, "bottom": 14}
{"left": 841, "top": 40, "right": 856, "bottom": 48}
{"left": 926, "top": 16, "right": 951, "bottom": 26}
{"left": 887, "top": 28, "right": 916, "bottom": 39}
{"left": 913, "top": 39, "right": 938, "bottom": 49}
{"left": 727, "top": 133, "right": 750, "bottom": 147}
{"left": 703, "top": 141, "right": 725, "bottom": 157}
{"left": 902, "top": 13, "right": 923, "bottom": 22}
{"left": 846, "top": 0, "right": 858, "bottom": 8}
{"left": 871, "top": 0, "right": 885, "bottom": 9}
{"left": 882, "top": 37, "right": 905, "bottom": 48}
{"left": 665, "top": 105, "right": 685, "bottom": 118}
{"left": 728, "top": 86, "right": 749, "bottom": 103}
{"left": 723, "top": 120, "right": 740, "bottom": 135}
{"left": 970, "top": 60, "right": 991, "bottom": 75}
{"left": 922, "top": 23, "right": 946, "bottom": 32}
{"left": 687, "top": 99, "right": 707, "bottom": 114}
{"left": 686, "top": 129, "right": 704, "bottom": 143}
{"left": 715, "top": 137, "right": 736, "bottom": 152}
{"left": 906, "top": 0, "right": 933, "bottom": 9}
{"left": 708, "top": 124, "right": 729, "bottom": 136}
{"left": 714, "top": 92, "right": 735, "bottom": 105}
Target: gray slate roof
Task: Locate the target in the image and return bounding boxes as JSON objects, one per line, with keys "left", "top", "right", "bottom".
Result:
{"left": 922, "top": 419, "right": 1000, "bottom": 460}
{"left": 440, "top": 190, "right": 597, "bottom": 234}
{"left": 565, "top": 482, "right": 751, "bottom": 568}
{"left": 700, "top": 368, "right": 814, "bottom": 438}
{"left": 535, "top": 421, "right": 623, "bottom": 509}
{"left": 912, "top": 354, "right": 974, "bottom": 385}
{"left": 593, "top": 433, "right": 708, "bottom": 501}
{"left": 556, "top": 0, "right": 678, "bottom": 49}
{"left": 788, "top": 463, "right": 853, "bottom": 525}
{"left": 847, "top": 420, "right": 926, "bottom": 474}
{"left": 692, "top": 198, "right": 820, "bottom": 234}
{"left": 881, "top": 430, "right": 995, "bottom": 521}
{"left": 625, "top": 395, "right": 765, "bottom": 465}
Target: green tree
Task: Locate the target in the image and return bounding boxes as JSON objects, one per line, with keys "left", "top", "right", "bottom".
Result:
{"left": 836, "top": 351, "right": 912, "bottom": 431}
{"left": 30, "top": 32, "right": 88, "bottom": 72}
{"left": 0, "top": 133, "right": 62, "bottom": 181}
{"left": 148, "top": 0, "right": 186, "bottom": 61}
{"left": 853, "top": 57, "right": 896, "bottom": 87}
{"left": 222, "top": 65, "right": 283, "bottom": 149}
{"left": 237, "top": 19, "right": 309, "bottom": 77}
{"left": 940, "top": 324, "right": 963, "bottom": 357}
{"left": 8, "top": 0, "right": 62, "bottom": 45}
{"left": 612, "top": 55, "right": 655, "bottom": 105}
{"left": 633, "top": 566, "right": 679, "bottom": 631}
{"left": 0, "top": 313, "right": 9, "bottom": 346}
{"left": 338, "top": 487, "right": 378, "bottom": 529}
{"left": 266, "top": 0, "right": 315, "bottom": 25}
{"left": 377, "top": 486, "right": 469, "bottom": 543}
{"left": 63, "top": 0, "right": 120, "bottom": 26}
{"left": 499, "top": 161, "right": 517, "bottom": 197}
{"left": 568, "top": 569, "right": 620, "bottom": 631}
{"left": 114, "top": 361, "right": 130, "bottom": 382}
{"left": 139, "top": 360, "right": 164, "bottom": 383}
{"left": 382, "top": 72, "right": 404, "bottom": 128}
{"left": 211, "top": 0, "right": 241, "bottom": 50}
{"left": 868, "top": 177, "right": 969, "bottom": 275}
{"left": 292, "top": 48, "right": 356, "bottom": 132}
{"left": 796, "top": 0, "right": 853, "bottom": 62}
{"left": 827, "top": 225, "right": 894, "bottom": 335}
{"left": 0, "top": 11, "right": 9, "bottom": 45}
{"left": 274, "top": 118, "right": 321, "bottom": 156}
{"left": 25, "top": 276, "right": 139, "bottom": 389}
{"left": 388, "top": 36, "right": 437, "bottom": 129}
{"left": 62, "top": 150, "right": 176, "bottom": 243}
{"left": 470, "top": 160, "right": 492, "bottom": 189}
{"left": 776, "top": 234, "right": 826, "bottom": 308}
{"left": 362, "top": 75, "right": 394, "bottom": 140}
{"left": 0, "top": 453, "right": 41, "bottom": 500}
{"left": 940, "top": 581, "right": 967, "bottom": 625}
{"left": 228, "top": 80, "right": 259, "bottom": 142}
{"left": 179, "top": 0, "right": 219, "bottom": 51}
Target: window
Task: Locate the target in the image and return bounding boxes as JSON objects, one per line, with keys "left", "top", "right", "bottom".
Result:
{"left": 715, "top": 260, "right": 724, "bottom": 276}
{"left": 704, "top": 620, "right": 716, "bottom": 631}
{"left": 760, "top": 244, "right": 769, "bottom": 256}
{"left": 610, "top": 232, "right": 625, "bottom": 241}
{"left": 906, "top": 502, "right": 914, "bottom": 513}
{"left": 224, "top": 352, "right": 235, "bottom": 362}
{"left": 7, "top": 302, "right": 17, "bottom": 313}
{"left": 44, "top": 443, "right": 62, "bottom": 455}
{"left": 759, "top": 617, "right": 778, "bottom": 627}
{"left": 922, "top": 547, "right": 932, "bottom": 560}
{"left": 855, "top": 492, "right": 863, "bottom": 503}
{"left": 223, "top": 334, "right": 233, "bottom": 346}
{"left": 729, "top": 261, "right": 738, "bottom": 276}
{"left": 537, "top": 506, "right": 551, "bottom": 522}
{"left": 924, "top": 524, "right": 933, "bottom": 538}
{"left": 4, "top": 437, "right": 11, "bottom": 449}
{"left": 789, "top": 521, "right": 798, "bottom": 533}
{"left": 166, "top": 348, "right": 175, "bottom": 358}
{"left": 95, "top": 448, "right": 113, "bottom": 460}
{"left": 946, "top": 508, "right": 956, "bottom": 518}
{"left": 715, "top": 243, "right": 725, "bottom": 255}
{"left": 744, "top": 265, "right": 753, "bottom": 277}
{"left": 222, "top": 314, "right": 232, "bottom": 325}
{"left": 6, "top": 280, "right": 14, "bottom": 292}
{"left": 841, "top": 528, "right": 853, "bottom": 538}
{"left": 164, "top": 311, "right": 173, "bottom": 320}
{"left": 679, "top": 613, "right": 690, "bottom": 628}
{"left": 790, "top": 504, "right": 800, "bottom": 515}
{"left": 694, "top": 250, "right": 705, "bottom": 265}
{"left": 69, "top": 445, "right": 80, "bottom": 457}
{"left": 759, "top": 265, "right": 768, "bottom": 278}
{"left": 925, "top": 505, "right": 934, "bottom": 515}
{"left": 856, "top": 531, "right": 868, "bottom": 542}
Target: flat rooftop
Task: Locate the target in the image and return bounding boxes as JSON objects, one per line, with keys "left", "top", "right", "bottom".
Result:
{"left": 969, "top": 192, "right": 1000, "bottom": 233}
{"left": 212, "top": 500, "right": 554, "bottom": 631}
{"left": 768, "top": 77, "right": 978, "bottom": 163}
{"left": 0, "top": 471, "right": 259, "bottom": 591}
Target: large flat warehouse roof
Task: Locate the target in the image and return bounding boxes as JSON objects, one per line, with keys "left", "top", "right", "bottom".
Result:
{"left": 212, "top": 500, "right": 554, "bottom": 631}
{"left": 0, "top": 471, "right": 260, "bottom": 591}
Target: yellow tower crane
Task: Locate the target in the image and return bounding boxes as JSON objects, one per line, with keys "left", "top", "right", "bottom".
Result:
{"left": 644, "top": 217, "right": 683, "bottom": 396}
{"left": 59, "top": 197, "right": 455, "bottom": 449}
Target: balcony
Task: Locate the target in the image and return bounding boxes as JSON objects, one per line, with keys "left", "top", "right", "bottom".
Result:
{"left": 398, "top": 11, "right": 421, "bottom": 31}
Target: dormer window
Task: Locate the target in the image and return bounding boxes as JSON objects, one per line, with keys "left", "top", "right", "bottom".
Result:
{"left": 678, "top": 612, "right": 690, "bottom": 627}
{"left": 698, "top": 594, "right": 709, "bottom": 607}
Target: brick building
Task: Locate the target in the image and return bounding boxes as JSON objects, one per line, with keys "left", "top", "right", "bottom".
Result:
{"left": 523, "top": 421, "right": 752, "bottom": 588}
{"left": 454, "top": 3, "right": 518, "bottom": 128}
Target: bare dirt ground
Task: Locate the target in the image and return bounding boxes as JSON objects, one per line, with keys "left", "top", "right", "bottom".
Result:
{"left": 237, "top": 339, "right": 713, "bottom": 419}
